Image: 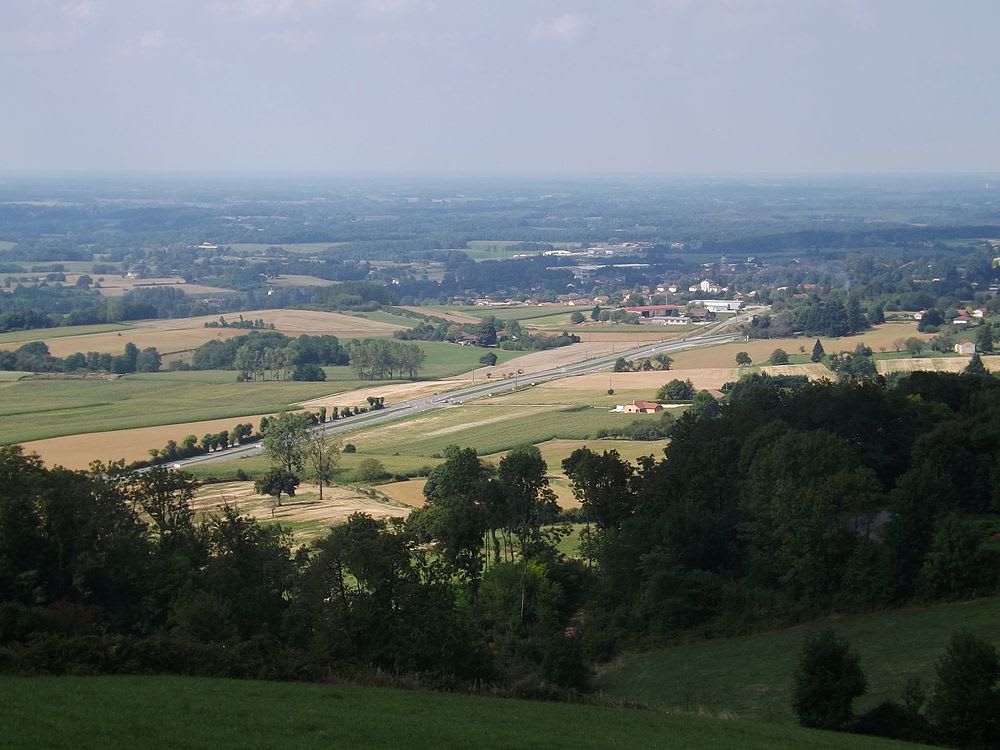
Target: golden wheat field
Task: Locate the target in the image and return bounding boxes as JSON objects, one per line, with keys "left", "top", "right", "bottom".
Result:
{"left": 876, "top": 355, "right": 1000, "bottom": 374}
{"left": 668, "top": 323, "right": 930, "bottom": 369}
{"left": 21, "top": 414, "right": 273, "bottom": 470}
{"left": 62, "top": 274, "right": 233, "bottom": 297}
{"left": 399, "top": 306, "right": 481, "bottom": 323}
{"left": 0, "top": 309, "right": 406, "bottom": 358}
{"left": 376, "top": 479, "right": 429, "bottom": 507}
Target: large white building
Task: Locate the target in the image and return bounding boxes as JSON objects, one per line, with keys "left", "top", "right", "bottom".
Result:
{"left": 689, "top": 299, "right": 744, "bottom": 313}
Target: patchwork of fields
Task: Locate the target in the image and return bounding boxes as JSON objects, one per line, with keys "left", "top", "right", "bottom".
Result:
{"left": 0, "top": 308, "right": 406, "bottom": 359}
{"left": 3, "top": 337, "right": 533, "bottom": 468}
{"left": 3, "top": 369, "right": 362, "bottom": 443}
{"left": 668, "top": 322, "right": 930, "bottom": 369}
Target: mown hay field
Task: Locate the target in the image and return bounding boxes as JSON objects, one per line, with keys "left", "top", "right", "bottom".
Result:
{"left": 377, "top": 478, "right": 429, "bottom": 507}
{"left": 876, "top": 355, "right": 1000, "bottom": 374}
{"left": 0, "top": 308, "right": 406, "bottom": 358}
{"left": 398, "top": 305, "right": 480, "bottom": 323}
{"left": 81, "top": 276, "right": 233, "bottom": 297}
{"left": 190, "top": 481, "right": 408, "bottom": 542}
{"left": 0, "top": 323, "right": 133, "bottom": 345}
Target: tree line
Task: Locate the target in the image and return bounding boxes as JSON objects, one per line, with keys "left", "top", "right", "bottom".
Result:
{"left": 345, "top": 339, "right": 426, "bottom": 380}
{"left": 0, "top": 341, "right": 161, "bottom": 374}
{"left": 189, "top": 332, "right": 349, "bottom": 381}
{"left": 0, "top": 441, "right": 586, "bottom": 693}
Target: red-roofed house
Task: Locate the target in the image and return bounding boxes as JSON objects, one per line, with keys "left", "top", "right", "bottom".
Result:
{"left": 624, "top": 305, "right": 679, "bottom": 318}
{"left": 623, "top": 400, "right": 663, "bottom": 414}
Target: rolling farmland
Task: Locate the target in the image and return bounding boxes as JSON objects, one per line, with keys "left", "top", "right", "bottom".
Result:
{"left": 0, "top": 308, "right": 407, "bottom": 359}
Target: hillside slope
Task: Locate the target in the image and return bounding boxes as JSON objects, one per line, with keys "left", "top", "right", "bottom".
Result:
{"left": 596, "top": 596, "right": 1000, "bottom": 722}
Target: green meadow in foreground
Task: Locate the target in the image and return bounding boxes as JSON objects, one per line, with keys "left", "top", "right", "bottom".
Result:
{"left": 597, "top": 596, "right": 1000, "bottom": 722}
{"left": 0, "top": 675, "right": 925, "bottom": 750}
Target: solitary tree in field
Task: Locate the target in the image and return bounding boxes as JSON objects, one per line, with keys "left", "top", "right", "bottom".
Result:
{"left": 262, "top": 412, "right": 310, "bottom": 476}
{"left": 792, "top": 629, "right": 867, "bottom": 730}
{"left": 810, "top": 339, "right": 825, "bottom": 363}
{"left": 304, "top": 433, "right": 340, "bottom": 501}
{"left": 769, "top": 348, "right": 790, "bottom": 365}
{"left": 735, "top": 351, "right": 752, "bottom": 366}
{"left": 255, "top": 467, "right": 299, "bottom": 508}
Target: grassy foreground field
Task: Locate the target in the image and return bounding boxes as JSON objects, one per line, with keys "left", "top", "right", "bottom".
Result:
{"left": 0, "top": 675, "right": 923, "bottom": 750}
{"left": 597, "top": 596, "right": 1000, "bottom": 723}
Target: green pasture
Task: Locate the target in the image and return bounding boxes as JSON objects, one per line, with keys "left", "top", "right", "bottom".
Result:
{"left": 0, "top": 341, "right": 528, "bottom": 443}
{"left": 347, "top": 309, "right": 418, "bottom": 327}
{"left": 0, "top": 369, "right": 369, "bottom": 444}
{"left": 338, "top": 404, "right": 660, "bottom": 457}
{"left": 407, "top": 341, "right": 526, "bottom": 377}
{"left": 597, "top": 596, "right": 1000, "bottom": 723}
{"left": 0, "top": 675, "right": 923, "bottom": 750}
{"left": 185, "top": 450, "right": 441, "bottom": 483}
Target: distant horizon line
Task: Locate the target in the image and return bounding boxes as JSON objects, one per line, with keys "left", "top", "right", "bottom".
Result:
{"left": 0, "top": 169, "right": 996, "bottom": 182}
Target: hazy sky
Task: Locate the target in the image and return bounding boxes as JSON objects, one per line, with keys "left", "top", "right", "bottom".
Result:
{"left": 1, "top": 0, "right": 998, "bottom": 174}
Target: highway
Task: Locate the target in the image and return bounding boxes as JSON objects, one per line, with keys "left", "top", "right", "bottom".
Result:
{"left": 171, "top": 328, "right": 741, "bottom": 469}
